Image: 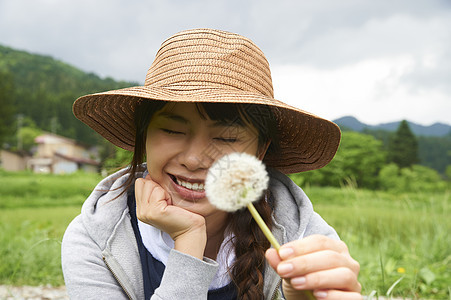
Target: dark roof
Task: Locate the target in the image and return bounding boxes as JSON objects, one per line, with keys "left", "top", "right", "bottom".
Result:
{"left": 54, "top": 152, "right": 100, "bottom": 166}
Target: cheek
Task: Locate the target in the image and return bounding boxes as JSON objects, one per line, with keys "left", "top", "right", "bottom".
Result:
{"left": 245, "top": 140, "right": 260, "bottom": 156}
{"left": 235, "top": 128, "right": 260, "bottom": 155}
{"left": 145, "top": 134, "right": 182, "bottom": 171}
{"left": 235, "top": 136, "right": 260, "bottom": 157}
{"left": 145, "top": 134, "right": 164, "bottom": 173}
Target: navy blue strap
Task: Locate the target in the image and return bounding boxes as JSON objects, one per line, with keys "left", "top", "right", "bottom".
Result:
{"left": 127, "top": 190, "right": 237, "bottom": 299}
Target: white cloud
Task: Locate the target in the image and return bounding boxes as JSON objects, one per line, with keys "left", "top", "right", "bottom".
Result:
{"left": 0, "top": 0, "right": 450, "bottom": 125}
{"left": 272, "top": 55, "right": 450, "bottom": 126}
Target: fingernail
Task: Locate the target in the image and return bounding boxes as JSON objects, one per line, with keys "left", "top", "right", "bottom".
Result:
{"left": 314, "top": 291, "right": 328, "bottom": 298}
{"left": 291, "top": 276, "right": 306, "bottom": 287}
{"left": 278, "top": 247, "right": 294, "bottom": 258}
{"left": 277, "top": 263, "right": 293, "bottom": 274}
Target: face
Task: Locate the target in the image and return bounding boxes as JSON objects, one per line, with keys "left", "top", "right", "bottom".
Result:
{"left": 145, "top": 102, "right": 265, "bottom": 218}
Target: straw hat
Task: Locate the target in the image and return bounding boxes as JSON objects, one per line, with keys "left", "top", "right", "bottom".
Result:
{"left": 73, "top": 28, "right": 340, "bottom": 174}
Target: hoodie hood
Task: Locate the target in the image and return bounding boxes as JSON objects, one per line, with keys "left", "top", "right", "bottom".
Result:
{"left": 268, "top": 167, "right": 314, "bottom": 243}
{"left": 80, "top": 167, "right": 144, "bottom": 250}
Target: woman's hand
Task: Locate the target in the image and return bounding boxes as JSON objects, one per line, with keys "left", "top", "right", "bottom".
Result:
{"left": 135, "top": 175, "right": 207, "bottom": 259}
{"left": 265, "top": 235, "right": 362, "bottom": 300}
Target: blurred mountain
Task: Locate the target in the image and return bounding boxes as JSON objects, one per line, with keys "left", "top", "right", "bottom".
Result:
{"left": 0, "top": 44, "right": 135, "bottom": 145}
{"left": 334, "top": 116, "right": 451, "bottom": 137}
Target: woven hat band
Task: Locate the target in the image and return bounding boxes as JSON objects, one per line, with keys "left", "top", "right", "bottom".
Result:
{"left": 145, "top": 29, "right": 274, "bottom": 97}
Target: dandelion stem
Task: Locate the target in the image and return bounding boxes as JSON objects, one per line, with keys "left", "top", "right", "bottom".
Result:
{"left": 247, "top": 202, "right": 316, "bottom": 300}
{"left": 247, "top": 202, "right": 280, "bottom": 250}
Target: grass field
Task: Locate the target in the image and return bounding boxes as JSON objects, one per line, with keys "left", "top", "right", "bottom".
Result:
{"left": 306, "top": 187, "right": 450, "bottom": 299}
{"left": 0, "top": 170, "right": 449, "bottom": 299}
{"left": 0, "top": 170, "right": 102, "bottom": 286}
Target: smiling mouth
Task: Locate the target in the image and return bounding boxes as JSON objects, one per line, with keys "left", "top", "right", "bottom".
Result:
{"left": 169, "top": 174, "right": 205, "bottom": 192}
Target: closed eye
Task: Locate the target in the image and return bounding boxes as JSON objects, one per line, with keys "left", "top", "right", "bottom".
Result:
{"left": 214, "top": 137, "right": 237, "bottom": 143}
{"left": 161, "top": 128, "right": 185, "bottom": 135}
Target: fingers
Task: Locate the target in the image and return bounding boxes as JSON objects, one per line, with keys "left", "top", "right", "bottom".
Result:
{"left": 279, "top": 235, "right": 349, "bottom": 258}
{"left": 265, "top": 248, "right": 282, "bottom": 270}
{"left": 135, "top": 176, "right": 171, "bottom": 223}
{"left": 134, "top": 177, "right": 144, "bottom": 201}
{"left": 135, "top": 175, "right": 157, "bottom": 206}
{"left": 266, "top": 235, "right": 362, "bottom": 298}
{"left": 276, "top": 249, "right": 359, "bottom": 282}
{"left": 134, "top": 175, "right": 206, "bottom": 237}
{"left": 134, "top": 176, "right": 207, "bottom": 259}
{"left": 278, "top": 235, "right": 360, "bottom": 276}
{"left": 312, "top": 290, "right": 363, "bottom": 300}
{"left": 287, "top": 267, "right": 361, "bottom": 292}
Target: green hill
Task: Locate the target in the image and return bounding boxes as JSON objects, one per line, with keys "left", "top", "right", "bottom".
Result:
{"left": 0, "top": 44, "right": 135, "bottom": 146}
{"left": 334, "top": 117, "right": 451, "bottom": 175}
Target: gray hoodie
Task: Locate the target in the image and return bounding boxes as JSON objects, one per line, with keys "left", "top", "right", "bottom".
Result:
{"left": 61, "top": 167, "right": 338, "bottom": 300}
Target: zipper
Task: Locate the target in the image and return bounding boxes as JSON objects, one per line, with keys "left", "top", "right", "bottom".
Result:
{"left": 270, "top": 278, "right": 282, "bottom": 300}
{"left": 103, "top": 256, "right": 132, "bottom": 300}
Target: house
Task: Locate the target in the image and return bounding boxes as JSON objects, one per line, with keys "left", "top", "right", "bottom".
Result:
{"left": 27, "top": 133, "right": 100, "bottom": 174}
{"left": 0, "top": 149, "right": 31, "bottom": 171}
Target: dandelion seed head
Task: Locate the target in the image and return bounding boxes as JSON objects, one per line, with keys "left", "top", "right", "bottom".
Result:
{"left": 205, "top": 152, "right": 269, "bottom": 212}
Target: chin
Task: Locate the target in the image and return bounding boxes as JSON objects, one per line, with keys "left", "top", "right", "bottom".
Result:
{"left": 174, "top": 199, "right": 218, "bottom": 216}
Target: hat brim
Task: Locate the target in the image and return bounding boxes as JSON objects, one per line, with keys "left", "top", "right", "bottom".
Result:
{"left": 73, "top": 85, "right": 341, "bottom": 174}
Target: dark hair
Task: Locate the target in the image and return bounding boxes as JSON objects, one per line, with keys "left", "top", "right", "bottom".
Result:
{"left": 124, "top": 99, "right": 279, "bottom": 298}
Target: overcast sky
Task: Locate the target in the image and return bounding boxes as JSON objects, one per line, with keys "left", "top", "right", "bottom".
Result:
{"left": 1, "top": 0, "right": 450, "bottom": 126}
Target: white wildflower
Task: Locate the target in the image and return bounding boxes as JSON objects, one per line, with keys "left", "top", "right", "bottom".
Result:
{"left": 205, "top": 152, "right": 269, "bottom": 212}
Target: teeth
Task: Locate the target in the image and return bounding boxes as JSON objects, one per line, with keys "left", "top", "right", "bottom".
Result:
{"left": 176, "top": 178, "right": 204, "bottom": 191}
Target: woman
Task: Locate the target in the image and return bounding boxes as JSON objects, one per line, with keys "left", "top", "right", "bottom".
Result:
{"left": 62, "top": 28, "right": 362, "bottom": 299}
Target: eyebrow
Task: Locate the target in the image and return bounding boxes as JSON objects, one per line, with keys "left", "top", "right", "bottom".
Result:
{"left": 211, "top": 120, "right": 244, "bottom": 128}
{"left": 157, "top": 111, "right": 244, "bottom": 128}
{"left": 158, "top": 112, "right": 189, "bottom": 124}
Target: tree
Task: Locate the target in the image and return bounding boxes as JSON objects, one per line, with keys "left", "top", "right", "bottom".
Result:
{"left": 417, "top": 135, "right": 451, "bottom": 174}
{"left": 102, "top": 146, "right": 133, "bottom": 174}
{"left": 387, "top": 120, "right": 419, "bottom": 168}
{"left": 17, "top": 126, "right": 42, "bottom": 152}
{"left": 290, "top": 131, "right": 386, "bottom": 189}
{"left": 379, "top": 163, "right": 447, "bottom": 192}
{"left": 0, "top": 71, "right": 16, "bottom": 146}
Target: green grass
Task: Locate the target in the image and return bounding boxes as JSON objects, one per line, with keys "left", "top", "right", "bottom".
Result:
{"left": 0, "top": 206, "right": 80, "bottom": 285}
{"left": 0, "top": 170, "right": 101, "bottom": 285}
{"left": 0, "top": 171, "right": 449, "bottom": 298}
{"left": 306, "top": 186, "right": 450, "bottom": 299}
{"left": 0, "top": 170, "right": 102, "bottom": 208}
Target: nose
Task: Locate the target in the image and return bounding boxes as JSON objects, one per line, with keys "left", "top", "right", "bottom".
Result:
{"left": 179, "top": 137, "right": 219, "bottom": 171}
